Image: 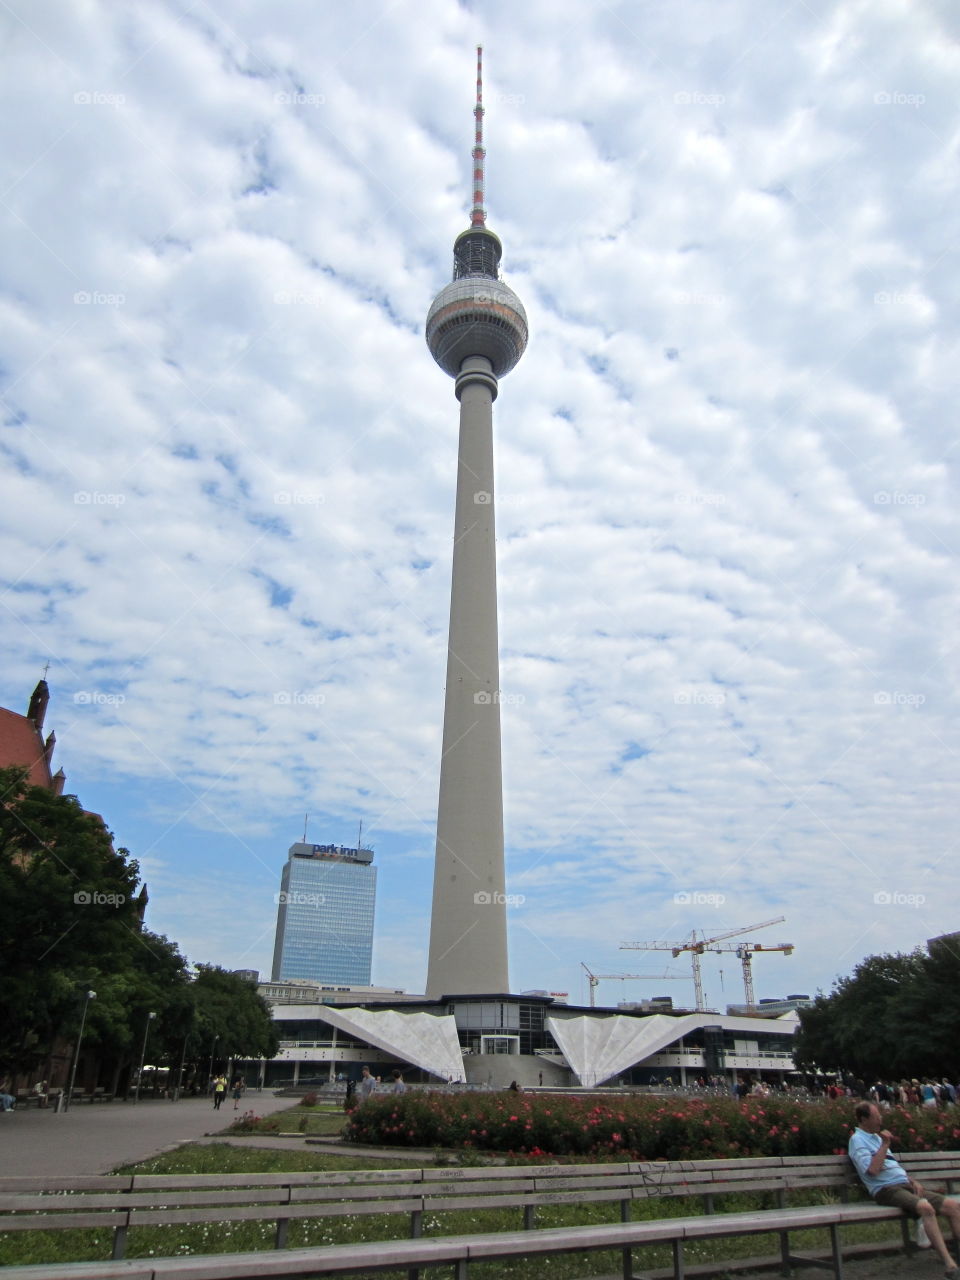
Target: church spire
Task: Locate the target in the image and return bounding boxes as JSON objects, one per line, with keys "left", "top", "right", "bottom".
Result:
{"left": 27, "top": 679, "right": 50, "bottom": 733}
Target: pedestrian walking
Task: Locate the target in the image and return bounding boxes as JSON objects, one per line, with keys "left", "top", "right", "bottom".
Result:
{"left": 212, "top": 1075, "right": 227, "bottom": 1110}
{"left": 358, "top": 1066, "right": 377, "bottom": 1101}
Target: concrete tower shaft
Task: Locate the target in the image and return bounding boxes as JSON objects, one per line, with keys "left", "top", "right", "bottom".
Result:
{"left": 426, "top": 354, "right": 509, "bottom": 997}
{"left": 424, "top": 49, "right": 526, "bottom": 999}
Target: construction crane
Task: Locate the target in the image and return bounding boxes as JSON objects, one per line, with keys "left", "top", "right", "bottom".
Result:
{"left": 620, "top": 917, "right": 787, "bottom": 1011}
{"left": 734, "top": 942, "right": 794, "bottom": 1008}
{"left": 580, "top": 962, "right": 688, "bottom": 1008}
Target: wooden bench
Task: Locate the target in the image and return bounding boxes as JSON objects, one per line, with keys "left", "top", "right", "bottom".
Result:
{"left": 13, "top": 1094, "right": 43, "bottom": 1110}
{"left": 0, "top": 1151, "right": 956, "bottom": 1277}
{"left": 0, "top": 1199, "right": 935, "bottom": 1280}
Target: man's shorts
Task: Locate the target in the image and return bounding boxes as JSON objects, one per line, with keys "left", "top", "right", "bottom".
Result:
{"left": 874, "top": 1184, "right": 949, "bottom": 1215}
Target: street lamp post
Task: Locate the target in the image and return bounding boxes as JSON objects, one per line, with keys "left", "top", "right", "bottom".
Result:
{"left": 208, "top": 1035, "right": 219, "bottom": 1090}
{"left": 64, "top": 990, "right": 96, "bottom": 1113}
{"left": 133, "top": 1011, "right": 156, "bottom": 1104}
{"left": 173, "top": 1034, "right": 188, "bottom": 1102}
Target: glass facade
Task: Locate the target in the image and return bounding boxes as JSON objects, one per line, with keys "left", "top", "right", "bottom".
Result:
{"left": 271, "top": 845, "right": 377, "bottom": 984}
{"left": 450, "top": 997, "right": 553, "bottom": 1057}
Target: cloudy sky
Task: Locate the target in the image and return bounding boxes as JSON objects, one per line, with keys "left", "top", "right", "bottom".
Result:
{"left": 2, "top": 0, "right": 957, "bottom": 1010}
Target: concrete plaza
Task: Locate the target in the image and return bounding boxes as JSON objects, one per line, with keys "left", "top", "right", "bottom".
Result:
{"left": 0, "top": 1092, "right": 295, "bottom": 1177}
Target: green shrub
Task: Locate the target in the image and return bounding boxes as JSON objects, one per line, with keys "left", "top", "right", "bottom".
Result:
{"left": 345, "top": 1094, "right": 960, "bottom": 1161}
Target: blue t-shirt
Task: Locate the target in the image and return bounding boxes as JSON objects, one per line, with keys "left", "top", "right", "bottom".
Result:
{"left": 848, "top": 1127, "right": 909, "bottom": 1197}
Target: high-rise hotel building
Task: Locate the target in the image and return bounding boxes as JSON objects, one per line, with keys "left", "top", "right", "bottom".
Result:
{"left": 270, "top": 842, "right": 377, "bottom": 984}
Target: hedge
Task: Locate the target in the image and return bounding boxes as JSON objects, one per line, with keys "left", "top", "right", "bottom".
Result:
{"left": 344, "top": 1093, "right": 960, "bottom": 1161}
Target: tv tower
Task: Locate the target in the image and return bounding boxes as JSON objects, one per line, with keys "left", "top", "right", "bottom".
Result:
{"left": 424, "top": 47, "right": 528, "bottom": 998}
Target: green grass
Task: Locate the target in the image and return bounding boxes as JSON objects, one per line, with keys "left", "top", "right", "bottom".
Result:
{"left": 116, "top": 1142, "right": 417, "bottom": 1175}
{"left": 0, "top": 1137, "right": 909, "bottom": 1278}
{"left": 226, "top": 1101, "right": 352, "bottom": 1137}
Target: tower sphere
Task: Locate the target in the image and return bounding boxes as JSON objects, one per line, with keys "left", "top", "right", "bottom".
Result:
{"left": 426, "top": 275, "right": 528, "bottom": 380}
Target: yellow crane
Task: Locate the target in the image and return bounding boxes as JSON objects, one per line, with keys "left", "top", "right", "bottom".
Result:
{"left": 732, "top": 942, "right": 794, "bottom": 1008}
{"left": 620, "top": 917, "right": 789, "bottom": 1011}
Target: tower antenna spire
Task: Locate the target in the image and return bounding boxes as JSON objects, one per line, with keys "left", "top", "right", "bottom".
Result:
{"left": 470, "top": 44, "right": 486, "bottom": 228}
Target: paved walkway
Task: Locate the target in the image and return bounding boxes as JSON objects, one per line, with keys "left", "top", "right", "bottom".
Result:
{"left": 748, "top": 1252, "right": 952, "bottom": 1279}
{"left": 0, "top": 1093, "right": 296, "bottom": 1176}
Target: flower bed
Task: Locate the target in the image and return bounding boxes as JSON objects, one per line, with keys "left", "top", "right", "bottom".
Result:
{"left": 344, "top": 1093, "right": 960, "bottom": 1161}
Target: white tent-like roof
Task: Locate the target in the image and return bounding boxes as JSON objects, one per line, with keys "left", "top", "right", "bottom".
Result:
{"left": 317, "top": 1005, "right": 466, "bottom": 1083}
{"left": 546, "top": 1011, "right": 796, "bottom": 1086}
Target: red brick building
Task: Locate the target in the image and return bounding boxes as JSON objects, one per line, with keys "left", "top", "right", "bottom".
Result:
{"left": 0, "top": 678, "right": 66, "bottom": 793}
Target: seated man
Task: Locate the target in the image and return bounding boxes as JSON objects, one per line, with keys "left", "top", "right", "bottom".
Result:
{"left": 849, "top": 1101, "right": 960, "bottom": 1277}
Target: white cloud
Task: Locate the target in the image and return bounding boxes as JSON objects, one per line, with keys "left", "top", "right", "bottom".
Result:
{"left": 1, "top": 0, "right": 957, "bottom": 1007}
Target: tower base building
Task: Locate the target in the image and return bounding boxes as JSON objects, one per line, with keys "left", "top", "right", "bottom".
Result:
{"left": 252, "top": 986, "right": 800, "bottom": 1091}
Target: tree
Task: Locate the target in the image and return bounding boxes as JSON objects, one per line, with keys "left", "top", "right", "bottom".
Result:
{"left": 886, "top": 936, "right": 960, "bottom": 1078}
{"left": 190, "top": 966, "right": 278, "bottom": 1075}
{"left": 794, "top": 950, "right": 928, "bottom": 1081}
{"left": 77, "top": 929, "right": 193, "bottom": 1094}
{"left": 0, "top": 767, "right": 143, "bottom": 1075}
{"left": 0, "top": 768, "right": 279, "bottom": 1091}
{"left": 792, "top": 993, "right": 842, "bottom": 1075}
